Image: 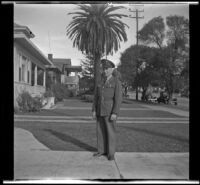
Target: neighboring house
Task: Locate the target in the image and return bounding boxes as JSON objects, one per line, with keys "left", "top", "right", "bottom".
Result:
{"left": 47, "top": 54, "right": 82, "bottom": 94}
{"left": 14, "top": 22, "right": 53, "bottom": 107}
{"left": 45, "top": 57, "right": 62, "bottom": 90}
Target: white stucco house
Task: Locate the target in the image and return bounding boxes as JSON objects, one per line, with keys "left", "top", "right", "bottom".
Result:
{"left": 14, "top": 22, "right": 53, "bottom": 107}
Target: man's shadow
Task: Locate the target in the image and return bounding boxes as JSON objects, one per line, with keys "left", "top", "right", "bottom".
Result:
{"left": 44, "top": 128, "right": 96, "bottom": 151}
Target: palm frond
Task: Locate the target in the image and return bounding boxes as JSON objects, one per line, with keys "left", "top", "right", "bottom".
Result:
{"left": 103, "top": 5, "right": 126, "bottom": 15}
{"left": 66, "top": 4, "right": 128, "bottom": 56}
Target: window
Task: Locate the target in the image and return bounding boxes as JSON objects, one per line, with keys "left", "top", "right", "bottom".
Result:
{"left": 19, "top": 54, "right": 28, "bottom": 83}
{"left": 19, "top": 53, "right": 22, "bottom": 82}
{"left": 31, "top": 63, "right": 35, "bottom": 86}
{"left": 19, "top": 67, "right": 21, "bottom": 81}
{"left": 27, "top": 70, "right": 30, "bottom": 83}
{"left": 37, "top": 66, "right": 44, "bottom": 86}
{"left": 22, "top": 64, "right": 25, "bottom": 82}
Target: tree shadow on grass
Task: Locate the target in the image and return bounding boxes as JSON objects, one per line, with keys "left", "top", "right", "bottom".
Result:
{"left": 44, "top": 129, "right": 96, "bottom": 152}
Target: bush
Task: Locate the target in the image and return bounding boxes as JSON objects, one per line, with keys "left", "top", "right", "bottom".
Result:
{"left": 86, "top": 95, "right": 94, "bottom": 102}
{"left": 43, "top": 90, "right": 54, "bottom": 98}
{"left": 16, "top": 91, "right": 42, "bottom": 112}
{"left": 78, "top": 89, "right": 94, "bottom": 97}
{"left": 68, "top": 89, "right": 76, "bottom": 97}
{"left": 174, "top": 89, "right": 180, "bottom": 94}
{"left": 31, "top": 96, "right": 43, "bottom": 111}
{"left": 51, "top": 83, "right": 76, "bottom": 102}
{"left": 14, "top": 106, "right": 20, "bottom": 113}
{"left": 81, "top": 94, "right": 94, "bottom": 102}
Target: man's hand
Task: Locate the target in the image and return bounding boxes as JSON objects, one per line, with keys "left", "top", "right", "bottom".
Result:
{"left": 110, "top": 114, "right": 117, "bottom": 121}
{"left": 92, "top": 111, "right": 96, "bottom": 120}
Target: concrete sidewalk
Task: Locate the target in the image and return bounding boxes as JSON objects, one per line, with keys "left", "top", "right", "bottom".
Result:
{"left": 14, "top": 128, "right": 189, "bottom": 180}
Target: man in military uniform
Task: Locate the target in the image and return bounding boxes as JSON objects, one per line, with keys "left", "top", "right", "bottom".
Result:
{"left": 92, "top": 59, "right": 122, "bottom": 161}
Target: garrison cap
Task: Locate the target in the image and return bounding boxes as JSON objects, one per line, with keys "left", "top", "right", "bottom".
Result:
{"left": 101, "top": 59, "right": 115, "bottom": 69}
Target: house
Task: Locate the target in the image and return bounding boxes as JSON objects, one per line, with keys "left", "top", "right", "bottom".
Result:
{"left": 47, "top": 54, "right": 82, "bottom": 94}
{"left": 14, "top": 22, "right": 53, "bottom": 107}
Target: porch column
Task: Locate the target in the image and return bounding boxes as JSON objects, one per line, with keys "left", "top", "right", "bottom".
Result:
{"left": 43, "top": 69, "right": 46, "bottom": 87}
{"left": 34, "top": 65, "right": 37, "bottom": 86}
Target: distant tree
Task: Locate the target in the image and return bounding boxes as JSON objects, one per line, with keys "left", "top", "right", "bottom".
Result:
{"left": 118, "top": 45, "right": 138, "bottom": 87}
{"left": 164, "top": 15, "right": 189, "bottom": 98}
{"left": 80, "top": 54, "right": 95, "bottom": 92}
{"left": 137, "top": 49, "right": 163, "bottom": 100}
{"left": 138, "top": 16, "right": 165, "bottom": 49}
{"left": 79, "top": 76, "right": 94, "bottom": 93}
{"left": 81, "top": 54, "right": 95, "bottom": 79}
{"left": 180, "top": 57, "right": 189, "bottom": 93}
{"left": 66, "top": 4, "right": 128, "bottom": 92}
{"left": 181, "top": 58, "right": 189, "bottom": 82}
{"left": 137, "top": 15, "right": 189, "bottom": 99}
{"left": 166, "top": 15, "right": 189, "bottom": 51}
{"left": 118, "top": 45, "right": 161, "bottom": 96}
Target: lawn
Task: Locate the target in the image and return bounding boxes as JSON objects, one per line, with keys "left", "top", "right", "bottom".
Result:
{"left": 127, "top": 92, "right": 189, "bottom": 111}
{"left": 14, "top": 121, "right": 189, "bottom": 152}
{"left": 14, "top": 97, "right": 189, "bottom": 152}
{"left": 16, "top": 108, "right": 183, "bottom": 118}
{"left": 16, "top": 97, "right": 184, "bottom": 118}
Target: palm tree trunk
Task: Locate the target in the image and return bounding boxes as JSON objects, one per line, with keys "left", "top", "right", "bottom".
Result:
{"left": 94, "top": 52, "right": 101, "bottom": 93}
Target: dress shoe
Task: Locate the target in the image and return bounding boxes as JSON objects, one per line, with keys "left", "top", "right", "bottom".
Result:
{"left": 93, "top": 152, "right": 106, "bottom": 157}
{"left": 108, "top": 155, "right": 115, "bottom": 161}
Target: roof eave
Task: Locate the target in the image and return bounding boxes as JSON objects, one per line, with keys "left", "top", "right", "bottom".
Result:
{"left": 14, "top": 33, "right": 53, "bottom": 66}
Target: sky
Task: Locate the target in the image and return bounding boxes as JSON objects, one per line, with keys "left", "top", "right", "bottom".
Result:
{"left": 14, "top": 2, "right": 190, "bottom": 67}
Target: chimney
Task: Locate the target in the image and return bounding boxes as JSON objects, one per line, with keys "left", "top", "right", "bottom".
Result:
{"left": 48, "top": 54, "right": 53, "bottom": 61}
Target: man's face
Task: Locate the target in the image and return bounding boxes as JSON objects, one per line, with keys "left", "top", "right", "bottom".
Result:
{"left": 103, "top": 67, "right": 113, "bottom": 77}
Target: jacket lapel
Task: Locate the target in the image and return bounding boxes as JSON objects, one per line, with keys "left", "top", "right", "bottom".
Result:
{"left": 105, "top": 76, "right": 114, "bottom": 86}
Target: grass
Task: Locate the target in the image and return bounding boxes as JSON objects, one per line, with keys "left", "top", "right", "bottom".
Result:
{"left": 127, "top": 92, "right": 189, "bottom": 111}
{"left": 14, "top": 121, "right": 189, "bottom": 152}
{"left": 15, "top": 107, "right": 183, "bottom": 118}
{"left": 14, "top": 97, "right": 189, "bottom": 152}
{"left": 15, "top": 97, "right": 184, "bottom": 118}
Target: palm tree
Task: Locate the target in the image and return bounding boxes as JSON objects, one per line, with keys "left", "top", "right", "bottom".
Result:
{"left": 66, "top": 3, "right": 128, "bottom": 91}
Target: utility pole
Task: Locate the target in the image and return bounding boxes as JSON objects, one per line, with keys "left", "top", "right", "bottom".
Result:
{"left": 128, "top": 5, "right": 144, "bottom": 101}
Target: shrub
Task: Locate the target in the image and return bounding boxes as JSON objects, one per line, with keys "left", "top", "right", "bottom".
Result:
{"left": 16, "top": 91, "right": 42, "bottom": 112}
{"left": 69, "top": 89, "right": 76, "bottom": 97}
{"left": 174, "top": 89, "right": 180, "bottom": 94}
{"left": 31, "top": 96, "right": 43, "bottom": 111}
{"left": 43, "top": 90, "right": 54, "bottom": 98}
{"left": 14, "top": 106, "right": 20, "bottom": 113}
{"left": 51, "top": 83, "right": 72, "bottom": 102}
{"left": 82, "top": 94, "right": 94, "bottom": 102}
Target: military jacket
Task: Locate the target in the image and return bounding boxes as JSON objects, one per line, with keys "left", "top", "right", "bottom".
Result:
{"left": 92, "top": 75, "right": 122, "bottom": 117}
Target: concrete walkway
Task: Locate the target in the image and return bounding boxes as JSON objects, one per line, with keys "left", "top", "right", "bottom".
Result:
{"left": 14, "top": 128, "right": 189, "bottom": 180}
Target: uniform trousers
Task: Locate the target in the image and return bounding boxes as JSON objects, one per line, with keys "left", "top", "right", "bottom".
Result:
{"left": 96, "top": 116, "right": 116, "bottom": 157}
